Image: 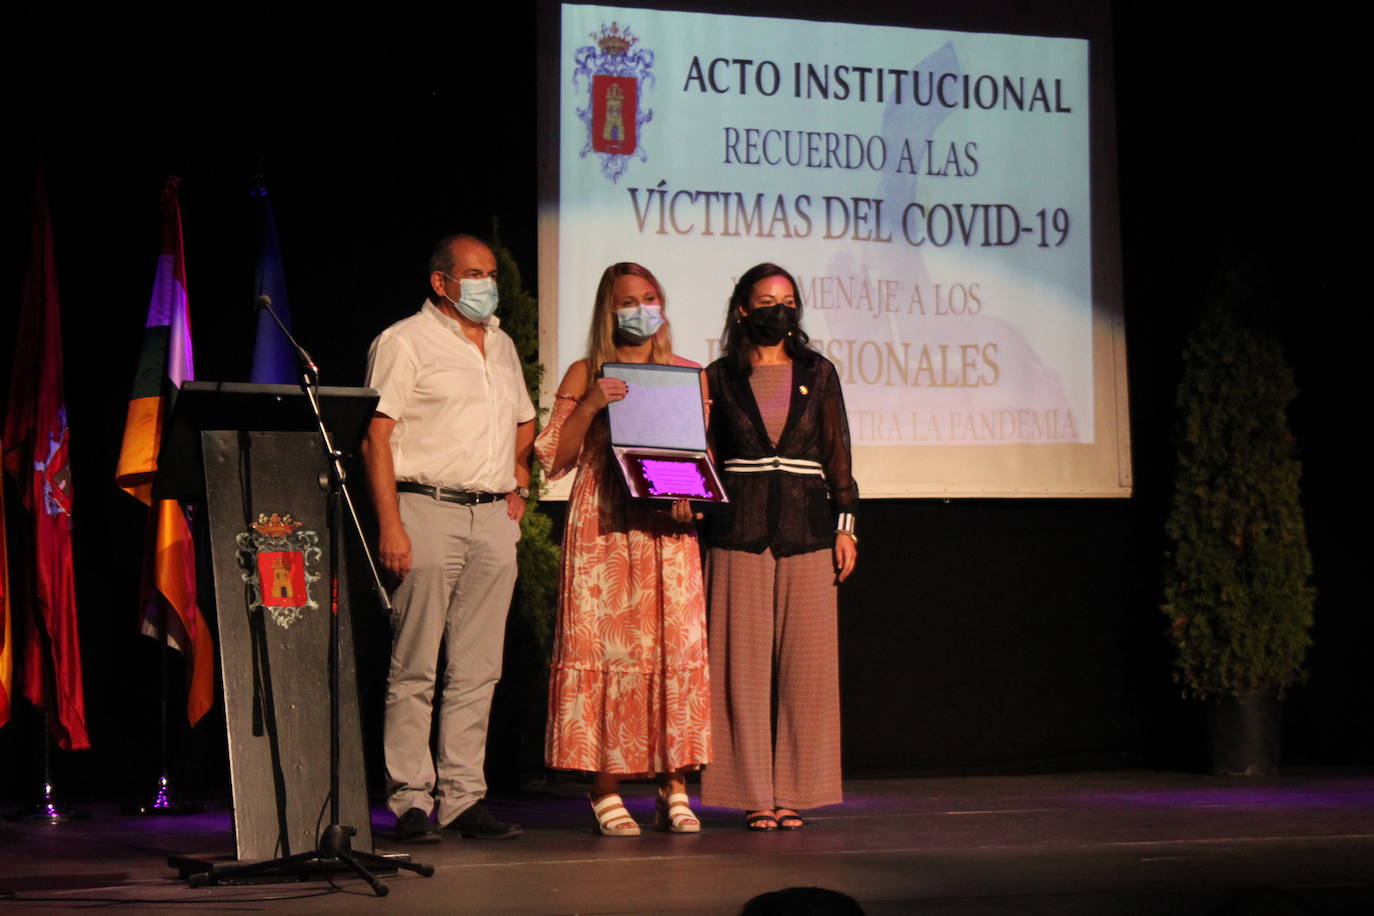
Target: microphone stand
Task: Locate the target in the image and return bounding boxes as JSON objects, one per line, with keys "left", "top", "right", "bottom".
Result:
{"left": 188, "top": 299, "right": 429, "bottom": 894}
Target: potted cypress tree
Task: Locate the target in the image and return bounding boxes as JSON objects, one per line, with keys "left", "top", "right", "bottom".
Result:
{"left": 1160, "top": 255, "right": 1316, "bottom": 776}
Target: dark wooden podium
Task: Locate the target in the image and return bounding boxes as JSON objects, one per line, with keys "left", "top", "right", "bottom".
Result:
{"left": 159, "top": 381, "right": 378, "bottom": 862}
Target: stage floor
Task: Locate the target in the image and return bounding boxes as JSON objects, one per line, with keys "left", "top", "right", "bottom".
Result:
{"left": 2, "top": 769, "right": 1372, "bottom": 914}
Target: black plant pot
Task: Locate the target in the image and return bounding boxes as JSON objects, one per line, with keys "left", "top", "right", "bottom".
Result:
{"left": 1206, "top": 693, "right": 1281, "bottom": 776}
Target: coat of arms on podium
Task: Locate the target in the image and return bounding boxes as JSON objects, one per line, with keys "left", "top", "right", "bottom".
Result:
{"left": 236, "top": 512, "right": 321, "bottom": 628}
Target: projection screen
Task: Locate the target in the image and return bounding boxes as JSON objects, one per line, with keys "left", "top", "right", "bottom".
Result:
{"left": 538, "top": 3, "right": 1130, "bottom": 498}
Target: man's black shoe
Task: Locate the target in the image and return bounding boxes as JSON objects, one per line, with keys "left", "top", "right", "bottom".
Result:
{"left": 395, "top": 807, "right": 441, "bottom": 844}
{"left": 446, "top": 802, "right": 523, "bottom": 840}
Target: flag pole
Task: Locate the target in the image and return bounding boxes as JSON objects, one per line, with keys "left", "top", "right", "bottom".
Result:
{"left": 4, "top": 705, "right": 89, "bottom": 824}
{"left": 34, "top": 708, "right": 88, "bottom": 822}
{"left": 122, "top": 551, "right": 204, "bottom": 816}
{"left": 2, "top": 562, "right": 87, "bottom": 825}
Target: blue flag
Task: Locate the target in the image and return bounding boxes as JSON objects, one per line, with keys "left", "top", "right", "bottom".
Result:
{"left": 249, "top": 185, "right": 296, "bottom": 384}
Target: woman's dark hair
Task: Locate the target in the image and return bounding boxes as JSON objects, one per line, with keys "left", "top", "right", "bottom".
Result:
{"left": 718, "top": 262, "right": 815, "bottom": 378}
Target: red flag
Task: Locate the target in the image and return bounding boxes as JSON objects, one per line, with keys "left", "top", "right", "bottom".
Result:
{"left": 2, "top": 171, "right": 90, "bottom": 751}
{"left": 114, "top": 177, "right": 215, "bottom": 726}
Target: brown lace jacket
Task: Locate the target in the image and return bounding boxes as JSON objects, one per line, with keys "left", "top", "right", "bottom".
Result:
{"left": 705, "top": 353, "right": 858, "bottom": 556}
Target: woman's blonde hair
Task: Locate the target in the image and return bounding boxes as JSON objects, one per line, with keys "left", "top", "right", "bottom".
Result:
{"left": 585, "top": 262, "right": 674, "bottom": 374}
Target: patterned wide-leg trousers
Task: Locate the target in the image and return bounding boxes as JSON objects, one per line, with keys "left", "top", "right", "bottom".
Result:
{"left": 701, "top": 546, "right": 842, "bottom": 811}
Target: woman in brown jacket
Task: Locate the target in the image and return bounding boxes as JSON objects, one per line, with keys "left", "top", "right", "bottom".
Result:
{"left": 700, "top": 262, "right": 858, "bottom": 831}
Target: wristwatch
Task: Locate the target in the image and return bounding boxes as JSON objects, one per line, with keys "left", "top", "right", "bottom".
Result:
{"left": 513, "top": 486, "right": 531, "bottom": 500}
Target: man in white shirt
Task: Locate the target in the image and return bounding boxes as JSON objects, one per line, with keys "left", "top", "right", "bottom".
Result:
{"left": 362, "top": 234, "right": 535, "bottom": 843}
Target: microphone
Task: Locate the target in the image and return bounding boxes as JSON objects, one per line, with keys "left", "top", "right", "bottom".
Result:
{"left": 258, "top": 293, "right": 319, "bottom": 380}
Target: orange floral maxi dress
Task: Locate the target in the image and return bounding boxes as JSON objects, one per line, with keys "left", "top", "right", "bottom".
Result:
{"left": 536, "top": 389, "right": 710, "bottom": 776}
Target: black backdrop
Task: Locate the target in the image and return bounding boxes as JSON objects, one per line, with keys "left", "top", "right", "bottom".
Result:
{"left": 0, "top": 2, "right": 1363, "bottom": 805}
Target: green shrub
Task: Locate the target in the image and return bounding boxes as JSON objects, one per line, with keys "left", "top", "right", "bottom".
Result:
{"left": 493, "top": 233, "right": 557, "bottom": 660}
{"left": 1161, "top": 257, "right": 1315, "bottom": 698}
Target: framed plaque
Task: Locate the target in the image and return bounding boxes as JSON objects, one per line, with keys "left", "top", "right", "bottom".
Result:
{"left": 602, "top": 362, "right": 728, "bottom": 512}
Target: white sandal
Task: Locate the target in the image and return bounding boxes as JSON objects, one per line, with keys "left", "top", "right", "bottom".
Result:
{"left": 655, "top": 790, "right": 701, "bottom": 833}
{"left": 590, "top": 793, "right": 640, "bottom": 837}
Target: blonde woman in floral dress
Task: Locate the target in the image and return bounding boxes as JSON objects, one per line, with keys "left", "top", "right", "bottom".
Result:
{"left": 535, "top": 262, "right": 709, "bottom": 836}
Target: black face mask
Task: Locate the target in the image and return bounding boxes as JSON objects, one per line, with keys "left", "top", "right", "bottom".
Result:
{"left": 745, "top": 305, "right": 794, "bottom": 346}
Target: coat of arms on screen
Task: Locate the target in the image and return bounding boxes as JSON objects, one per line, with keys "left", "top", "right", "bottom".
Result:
{"left": 236, "top": 512, "right": 321, "bottom": 629}
{"left": 574, "top": 22, "right": 654, "bottom": 182}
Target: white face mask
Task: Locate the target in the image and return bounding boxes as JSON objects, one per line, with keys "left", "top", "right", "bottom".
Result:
{"left": 615, "top": 303, "right": 664, "bottom": 343}
{"left": 443, "top": 274, "right": 499, "bottom": 323}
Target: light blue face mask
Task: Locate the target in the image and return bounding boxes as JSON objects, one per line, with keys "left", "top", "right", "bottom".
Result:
{"left": 615, "top": 303, "right": 664, "bottom": 343}
{"left": 444, "top": 274, "right": 499, "bottom": 323}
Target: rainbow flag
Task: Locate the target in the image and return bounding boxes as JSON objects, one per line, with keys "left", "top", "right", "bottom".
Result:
{"left": 114, "top": 177, "right": 215, "bottom": 726}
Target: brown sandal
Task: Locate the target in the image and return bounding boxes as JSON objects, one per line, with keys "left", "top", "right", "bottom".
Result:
{"left": 655, "top": 790, "right": 701, "bottom": 833}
